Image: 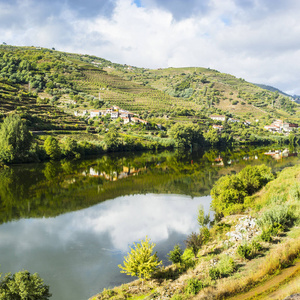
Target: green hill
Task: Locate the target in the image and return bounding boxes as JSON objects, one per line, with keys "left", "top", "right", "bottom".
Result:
{"left": 0, "top": 44, "right": 300, "bottom": 130}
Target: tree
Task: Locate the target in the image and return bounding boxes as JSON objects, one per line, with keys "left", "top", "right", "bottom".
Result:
{"left": 211, "top": 174, "right": 246, "bottom": 216}
{"left": 185, "top": 232, "right": 204, "bottom": 257}
{"left": 0, "top": 114, "right": 32, "bottom": 163}
{"left": 167, "top": 244, "right": 183, "bottom": 264}
{"left": 44, "top": 136, "right": 61, "bottom": 160}
{"left": 0, "top": 270, "right": 51, "bottom": 300}
{"left": 104, "top": 128, "right": 123, "bottom": 152}
{"left": 118, "top": 237, "right": 162, "bottom": 281}
{"left": 197, "top": 205, "right": 210, "bottom": 228}
{"left": 169, "top": 123, "right": 203, "bottom": 149}
{"left": 62, "top": 137, "right": 80, "bottom": 159}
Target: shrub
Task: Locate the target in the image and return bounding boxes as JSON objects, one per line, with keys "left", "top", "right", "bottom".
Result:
{"left": 0, "top": 270, "right": 51, "bottom": 300}
{"left": 289, "top": 183, "right": 300, "bottom": 201}
{"left": 237, "top": 241, "right": 263, "bottom": 260}
{"left": 217, "top": 255, "right": 236, "bottom": 277}
{"left": 209, "top": 255, "right": 236, "bottom": 280}
{"left": 185, "top": 232, "right": 204, "bottom": 257}
{"left": 258, "top": 205, "right": 295, "bottom": 230}
{"left": 237, "top": 243, "right": 252, "bottom": 259}
{"left": 185, "top": 278, "right": 204, "bottom": 296}
{"left": 168, "top": 245, "right": 183, "bottom": 264}
{"left": 211, "top": 165, "right": 274, "bottom": 216}
{"left": 118, "top": 237, "right": 162, "bottom": 280}
{"left": 209, "top": 267, "right": 221, "bottom": 280}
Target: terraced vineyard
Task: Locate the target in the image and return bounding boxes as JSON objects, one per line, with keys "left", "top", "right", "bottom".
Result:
{"left": 1, "top": 45, "right": 300, "bottom": 127}
{"left": 0, "top": 78, "right": 86, "bottom": 131}
{"left": 74, "top": 66, "right": 198, "bottom": 114}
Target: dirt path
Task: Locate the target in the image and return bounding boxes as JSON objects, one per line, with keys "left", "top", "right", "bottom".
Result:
{"left": 227, "top": 260, "right": 300, "bottom": 300}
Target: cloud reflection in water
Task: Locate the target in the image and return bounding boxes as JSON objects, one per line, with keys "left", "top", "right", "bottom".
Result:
{"left": 0, "top": 193, "right": 211, "bottom": 300}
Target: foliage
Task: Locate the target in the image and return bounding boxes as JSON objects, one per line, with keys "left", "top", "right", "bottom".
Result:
{"left": 211, "top": 174, "right": 246, "bottom": 216}
{"left": 238, "top": 165, "right": 274, "bottom": 195}
{"left": 216, "top": 255, "right": 236, "bottom": 276}
{"left": 181, "top": 248, "right": 195, "bottom": 268}
{"left": 0, "top": 114, "right": 32, "bottom": 163}
{"left": 185, "top": 232, "right": 204, "bottom": 257}
{"left": 211, "top": 165, "right": 274, "bottom": 216}
{"left": 44, "top": 136, "right": 61, "bottom": 160}
{"left": 237, "top": 241, "right": 263, "bottom": 260}
{"left": 0, "top": 270, "right": 51, "bottom": 300}
{"left": 257, "top": 204, "right": 295, "bottom": 231}
{"left": 197, "top": 205, "right": 210, "bottom": 228}
{"left": 61, "top": 137, "right": 81, "bottom": 159}
{"left": 185, "top": 278, "right": 204, "bottom": 296}
{"left": 209, "top": 255, "right": 236, "bottom": 280}
{"left": 118, "top": 237, "right": 162, "bottom": 280}
{"left": 169, "top": 123, "right": 203, "bottom": 149}
{"left": 104, "top": 128, "right": 123, "bottom": 152}
{"left": 167, "top": 244, "right": 183, "bottom": 264}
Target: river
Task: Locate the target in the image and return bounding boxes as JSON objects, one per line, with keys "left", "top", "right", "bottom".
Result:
{"left": 0, "top": 147, "right": 299, "bottom": 300}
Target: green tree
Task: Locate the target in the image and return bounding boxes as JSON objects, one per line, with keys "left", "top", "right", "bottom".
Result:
{"left": 167, "top": 244, "right": 183, "bottom": 264}
{"left": 169, "top": 123, "right": 203, "bottom": 149}
{"left": 203, "top": 128, "right": 220, "bottom": 147}
{"left": 118, "top": 237, "right": 162, "bottom": 281}
{"left": 0, "top": 114, "right": 32, "bottom": 163}
{"left": 62, "top": 137, "right": 80, "bottom": 159}
{"left": 0, "top": 270, "right": 51, "bottom": 300}
{"left": 44, "top": 136, "right": 61, "bottom": 160}
{"left": 211, "top": 174, "right": 246, "bottom": 216}
{"left": 104, "top": 128, "right": 123, "bottom": 152}
{"left": 238, "top": 165, "right": 274, "bottom": 195}
{"left": 185, "top": 232, "right": 204, "bottom": 257}
{"left": 197, "top": 205, "right": 210, "bottom": 228}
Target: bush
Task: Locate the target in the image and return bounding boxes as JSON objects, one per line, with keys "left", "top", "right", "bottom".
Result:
{"left": 237, "top": 241, "right": 263, "bottom": 260}
{"left": 237, "top": 243, "right": 252, "bottom": 259}
{"left": 118, "top": 237, "right": 162, "bottom": 280}
{"left": 211, "top": 165, "right": 274, "bottom": 216}
{"left": 0, "top": 270, "right": 51, "bottom": 299}
{"left": 209, "top": 255, "right": 236, "bottom": 280}
{"left": 168, "top": 245, "right": 183, "bottom": 264}
{"left": 185, "top": 232, "right": 204, "bottom": 257}
{"left": 258, "top": 205, "right": 295, "bottom": 230}
{"left": 185, "top": 278, "right": 204, "bottom": 296}
{"left": 217, "top": 255, "right": 236, "bottom": 276}
{"left": 209, "top": 267, "right": 221, "bottom": 280}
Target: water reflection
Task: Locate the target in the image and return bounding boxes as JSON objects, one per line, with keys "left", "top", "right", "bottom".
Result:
{"left": 0, "top": 147, "right": 299, "bottom": 225}
{"left": 0, "top": 194, "right": 210, "bottom": 300}
{"left": 1, "top": 147, "right": 300, "bottom": 300}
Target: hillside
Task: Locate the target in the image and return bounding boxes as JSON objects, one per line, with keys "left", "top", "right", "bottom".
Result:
{"left": 108, "top": 66, "right": 300, "bottom": 124}
{"left": 1, "top": 45, "right": 300, "bottom": 129}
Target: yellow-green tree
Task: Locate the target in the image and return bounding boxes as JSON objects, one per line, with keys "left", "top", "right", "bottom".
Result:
{"left": 118, "top": 237, "right": 162, "bottom": 281}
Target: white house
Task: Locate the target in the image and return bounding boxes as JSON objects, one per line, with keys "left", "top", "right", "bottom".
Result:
{"left": 210, "top": 115, "right": 226, "bottom": 122}
{"left": 90, "top": 110, "right": 101, "bottom": 118}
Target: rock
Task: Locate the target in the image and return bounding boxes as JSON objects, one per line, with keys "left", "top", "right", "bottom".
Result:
{"left": 283, "top": 294, "right": 300, "bottom": 300}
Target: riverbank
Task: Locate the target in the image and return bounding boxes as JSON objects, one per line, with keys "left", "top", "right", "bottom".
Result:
{"left": 90, "top": 164, "right": 300, "bottom": 300}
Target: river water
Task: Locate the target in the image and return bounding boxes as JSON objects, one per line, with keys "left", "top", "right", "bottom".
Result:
{"left": 0, "top": 147, "right": 299, "bottom": 300}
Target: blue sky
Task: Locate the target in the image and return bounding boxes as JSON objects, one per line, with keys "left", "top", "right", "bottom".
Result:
{"left": 1, "top": 0, "right": 300, "bottom": 94}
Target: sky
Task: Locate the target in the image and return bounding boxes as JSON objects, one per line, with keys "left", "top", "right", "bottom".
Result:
{"left": 1, "top": 0, "right": 300, "bottom": 94}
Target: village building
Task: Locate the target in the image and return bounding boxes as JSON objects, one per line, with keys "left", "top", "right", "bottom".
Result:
{"left": 132, "top": 117, "right": 148, "bottom": 125}
{"left": 264, "top": 119, "right": 298, "bottom": 133}
{"left": 213, "top": 125, "right": 223, "bottom": 131}
{"left": 209, "top": 115, "right": 226, "bottom": 122}
{"left": 90, "top": 110, "right": 101, "bottom": 118}
{"left": 110, "top": 111, "right": 119, "bottom": 119}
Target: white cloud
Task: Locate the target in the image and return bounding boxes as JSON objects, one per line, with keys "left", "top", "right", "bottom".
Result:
{"left": 1, "top": 0, "right": 300, "bottom": 93}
